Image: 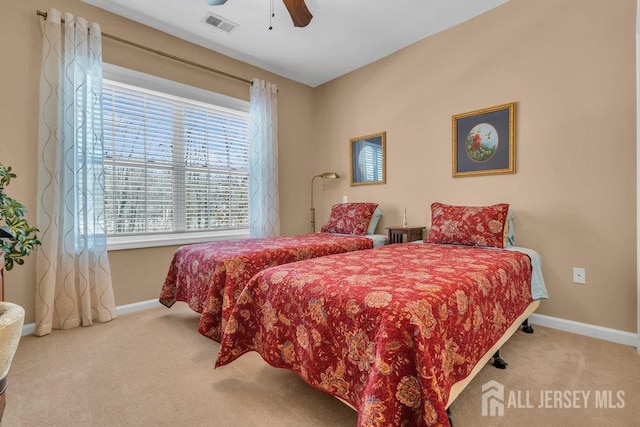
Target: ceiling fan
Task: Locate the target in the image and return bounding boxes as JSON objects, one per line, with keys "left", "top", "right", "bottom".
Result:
{"left": 207, "top": 0, "right": 313, "bottom": 27}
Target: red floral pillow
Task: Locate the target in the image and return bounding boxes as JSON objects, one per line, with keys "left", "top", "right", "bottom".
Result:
{"left": 426, "top": 202, "right": 510, "bottom": 248}
{"left": 321, "top": 202, "right": 379, "bottom": 236}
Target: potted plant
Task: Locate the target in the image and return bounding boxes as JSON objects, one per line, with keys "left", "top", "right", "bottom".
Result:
{"left": 0, "top": 162, "right": 40, "bottom": 273}
{"left": 0, "top": 162, "right": 37, "bottom": 420}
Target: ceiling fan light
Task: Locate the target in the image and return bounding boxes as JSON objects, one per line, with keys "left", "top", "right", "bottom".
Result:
{"left": 207, "top": 0, "right": 228, "bottom": 5}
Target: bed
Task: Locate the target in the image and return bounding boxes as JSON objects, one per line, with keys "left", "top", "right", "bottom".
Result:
{"left": 214, "top": 203, "right": 548, "bottom": 426}
{"left": 159, "top": 202, "right": 386, "bottom": 341}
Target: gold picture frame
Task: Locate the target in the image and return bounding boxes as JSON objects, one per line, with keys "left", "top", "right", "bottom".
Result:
{"left": 452, "top": 102, "right": 516, "bottom": 177}
{"left": 350, "top": 131, "right": 386, "bottom": 186}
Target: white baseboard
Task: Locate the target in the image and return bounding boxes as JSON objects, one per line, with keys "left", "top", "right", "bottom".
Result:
{"left": 528, "top": 313, "right": 638, "bottom": 347}
{"left": 115, "top": 299, "right": 163, "bottom": 316}
{"left": 21, "top": 322, "right": 36, "bottom": 336}
{"left": 21, "top": 299, "right": 163, "bottom": 336}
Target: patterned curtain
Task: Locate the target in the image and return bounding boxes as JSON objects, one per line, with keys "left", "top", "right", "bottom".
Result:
{"left": 35, "top": 8, "right": 116, "bottom": 336}
{"left": 249, "top": 79, "right": 280, "bottom": 238}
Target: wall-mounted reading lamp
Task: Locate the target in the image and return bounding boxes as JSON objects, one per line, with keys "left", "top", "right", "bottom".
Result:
{"left": 310, "top": 172, "right": 340, "bottom": 232}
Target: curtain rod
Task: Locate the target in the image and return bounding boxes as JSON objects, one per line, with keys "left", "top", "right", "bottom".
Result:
{"left": 36, "top": 10, "right": 252, "bottom": 86}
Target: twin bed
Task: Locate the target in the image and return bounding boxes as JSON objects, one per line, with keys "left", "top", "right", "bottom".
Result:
{"left": 160, "top": 202, "right": 548, "bottom": 426}
{"left": 160, "top": 202, "right": 385, "bottom": 340}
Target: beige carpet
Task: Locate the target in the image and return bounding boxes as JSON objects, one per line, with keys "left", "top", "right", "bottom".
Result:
{"left": 3, "top": 303, "right": 639, "bottom": 426}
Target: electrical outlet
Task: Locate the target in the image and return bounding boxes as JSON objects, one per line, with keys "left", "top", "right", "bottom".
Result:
{"left": 573, "top": 267, "right": 586, "bottom": 284}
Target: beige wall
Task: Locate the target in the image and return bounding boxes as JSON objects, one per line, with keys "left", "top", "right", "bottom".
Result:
{"left": 313, "top": 0, "right": 637, "bottom": 333}
{"left": 1, "top": 0, "right": 315, "bottom": 323}
{"left": 1, "top": 0, "right": 636, "bottom": 334}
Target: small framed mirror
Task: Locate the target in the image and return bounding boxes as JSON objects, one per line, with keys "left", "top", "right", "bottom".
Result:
{"left": 350, "top": 131, "right": 386, "bottom": 186}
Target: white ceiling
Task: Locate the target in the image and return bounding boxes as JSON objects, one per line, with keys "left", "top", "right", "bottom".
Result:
{"left": 83, "top": 0, "right": 509, "bottom": 87}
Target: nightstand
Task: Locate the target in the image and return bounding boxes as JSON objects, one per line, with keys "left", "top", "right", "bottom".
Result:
{"left": 386, "top": 226, "right": 425, "bottom": 244}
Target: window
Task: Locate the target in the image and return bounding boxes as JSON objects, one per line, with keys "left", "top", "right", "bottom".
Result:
{"left": 102, "top": 64, "right": 250, "bottom": 249}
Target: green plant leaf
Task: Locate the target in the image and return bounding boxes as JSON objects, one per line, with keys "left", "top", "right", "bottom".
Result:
{"left": 0, "top": 161, "right": 41, "bottom": 272}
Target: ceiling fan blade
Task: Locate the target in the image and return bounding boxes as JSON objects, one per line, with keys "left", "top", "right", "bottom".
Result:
{"left": 282, "top": 0, "right": 313, "bottom": 27}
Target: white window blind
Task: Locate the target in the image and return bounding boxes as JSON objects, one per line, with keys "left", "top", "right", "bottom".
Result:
{"left": 102, "top": 66, "right": 250, "bottom": 246}
{"left": 361, "top": 142, "right": 383, "bottom": 181}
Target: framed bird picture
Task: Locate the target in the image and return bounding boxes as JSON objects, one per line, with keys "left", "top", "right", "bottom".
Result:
{"left": 452, "top": 102, "right": 516, "bottom": 177}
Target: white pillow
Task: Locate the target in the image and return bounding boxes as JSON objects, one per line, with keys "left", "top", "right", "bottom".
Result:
{"left": 367, "top": 207, "right": 382, "bottom": 235}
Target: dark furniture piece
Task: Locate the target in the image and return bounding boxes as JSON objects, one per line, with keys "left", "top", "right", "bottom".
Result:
{"left": 386, "top": 226, "right": 425, "bottom": 244}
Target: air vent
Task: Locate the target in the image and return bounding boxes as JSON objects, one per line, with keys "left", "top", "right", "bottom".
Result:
{"left": 202, "top": 13, "right": 238, "bottom": 33}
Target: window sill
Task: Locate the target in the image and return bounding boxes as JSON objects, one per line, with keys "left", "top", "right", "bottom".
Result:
{"left": 107, "top": 230, "right": 250, "bottom": 251}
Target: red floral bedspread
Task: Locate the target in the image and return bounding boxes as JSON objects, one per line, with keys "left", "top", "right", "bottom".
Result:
{"left": 215, "top": 243, "right": 533, "bottom": 426}
{"left": 159, "top": 233, "right": 373, "bottom": 341}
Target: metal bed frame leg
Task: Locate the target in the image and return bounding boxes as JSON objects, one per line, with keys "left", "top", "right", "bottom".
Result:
{"left": 521, "top": 318, "right": 534, "bottom": 333}
{"left": 491, "top": 350, "right": 508, "bottom": 369}
{"left": 490, "top": 318, "right": 534, "bottom": 369}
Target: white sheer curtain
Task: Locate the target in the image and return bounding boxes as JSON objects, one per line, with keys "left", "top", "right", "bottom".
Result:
{"left": 249, "top": 79, "right": 280, "bottom": 238}
{"left": 35, "top": 8, "right": 116, "bottom": 336}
